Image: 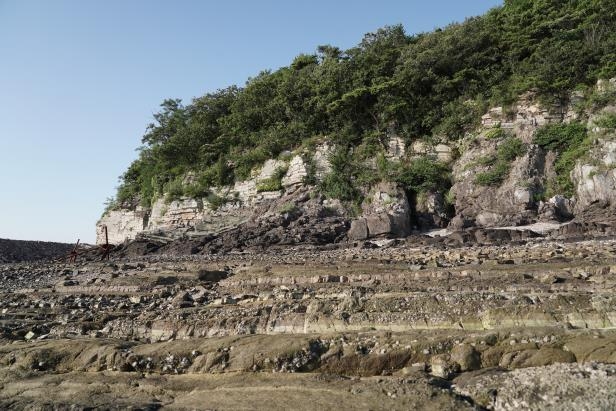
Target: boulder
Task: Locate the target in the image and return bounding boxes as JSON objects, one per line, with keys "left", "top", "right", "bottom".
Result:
{"left": 348, "top": 219, "right": 368, "bottom": 241}
{"left": 415, "top": 191, "right": 450, "bottom": 229}
{"left": 451, "top": 344, "right": 481, "bottom": 372}
{"left": 430, "top": 354, "right": 460, "bottom": 379}
{"left": 361, "top": 183, "right": 411, "bottom": 238}
{"left": 366, "top": 214, "right": 393, "bottom": 237}
{"left": 572, "top": 143, "right": 616, "bottom": 214}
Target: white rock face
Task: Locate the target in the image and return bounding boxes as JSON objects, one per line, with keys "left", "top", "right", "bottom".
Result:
{"left": 97, "top": 143, "right": 335, "bottom": 244}
{"left": 410, "top": 141, "right": 452, "bottom": 163}
{"left": 96, "top": 209, "right": 147, "bottom": 244}
{"left": 282, "top": 155, "right": 308, "bottom": 187}
{"left": 386, "top": 136, "right": 406, "bottom": 160}
{"left": 480, "top": 92, "right": 574, "bottom": 144}
{"left": 314, "top": 143, "right": 333, "bottom": 179}
{"left": 435, "top": 144, "right": 452, "bottom": 163}
{"left": 481, "top": 107, "right": 504, "bottom": 127}
{"left": 256, "top": 159, "right": 286, "bottom": 182}
{"left": 572, "top": 161, "right": 616, "bottom": 212}
{"left": 148, "top": 198, "right": 203, "bottom": 230}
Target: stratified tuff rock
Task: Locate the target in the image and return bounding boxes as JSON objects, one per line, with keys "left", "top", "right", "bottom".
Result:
{"left": 97, "top": 207, "right": 148, "bottom": 244}
{"left": 351, "top": 183, "right": 411, "bottom": 240}
{"left": 410, "top": 140, "right": 453, "bottom": 163}
{"left": 4, "top": 232, "right": 616, "bottom": 409}
{"left": 572, "top": 122, "right": 616, "bottom": 214}
{"left": 98, "top": 81, "right": 616, "bottom": 249}
{"left": 386, "top": 135, "right": 406, "bottom": 160}
{"left": 282, "top": 155, "right": 308, "bottom": 188}
{"left": 451, "top": 137, "right": 546, "bottom": 228}
{"left": 97, "top": 143, "right": 335, "bottom": 245}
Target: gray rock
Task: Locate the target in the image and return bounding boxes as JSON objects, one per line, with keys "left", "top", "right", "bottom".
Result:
{"left": 451, "top": 344, "right": 481, "bottom": 372}
{"left": 348, "top": 219, "right": 368, "bottom": 241}
{"left": 430, "top": 354, "right": 460, "bottom": 379}
{"left": 366, "top": 214, "right": 394, "bottom": 237}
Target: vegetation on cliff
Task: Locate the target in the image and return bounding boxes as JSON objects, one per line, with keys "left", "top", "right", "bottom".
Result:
{"left": 110, "top": 0, "right": 616, "bottom": 210}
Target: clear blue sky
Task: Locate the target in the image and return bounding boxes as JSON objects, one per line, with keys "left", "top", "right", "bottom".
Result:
{"left": 0, "top": 0, "right": 502, "bottom": 243}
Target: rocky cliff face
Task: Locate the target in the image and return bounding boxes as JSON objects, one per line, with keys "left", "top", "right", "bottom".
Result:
{"left": 450, "top": 92, "right": 573, "bottom": 228}
{"left": 452, "top": 80, "right": 616, "bottom": 230}
{"left": 99, "top": 80, "right": 616, "bottom": 245}
{"left": 572, "top": 106, "right": 616, "bottom": 214}
{"left": 98, "top": 143, "right": 381, "bottom": 245}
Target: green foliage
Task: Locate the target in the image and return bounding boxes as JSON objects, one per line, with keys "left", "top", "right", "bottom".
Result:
{"left": 183, "top": 182, "right": 209, "bottom": 199}
{"left": 432, "top": 98, "right": 486, "bottom": 140}
{"left": 475, "top": 137, "right": 526, "bottom": 186}
{"left": 164, "top": 178, "right": 185, "bottom": 202}
{"left": 595, "top": 112, "right": 616, "bottom": 129}
{"left": 497, "top": 137, "right": 526, "bottom": 162}
{"left": 320, "top": 173, "right": 361, "bottom": 202}
{"left": 319, "top": 147, "right": 361, "bottom": 203}
{"left": 550, "top": 140, "right": 591, "bottom": 197}
{"left": 477, "top": 155, "right": 497, "bottom": 166}
{"left": 444, "top": 189, "right": 456, "bottom": 206}
{"left": 108, "top": 0, "right": 616, "bottom": 210}
{"left": 484, "top": 127, "right": 507, "bottom": 140}
{"left": 279, "top": 203, "right": 299, "bottom": 214}
{"left": 534, "top": 122, "right": 587, "bottom": 151}
{"left": 102, "top": 197, "right": 117, "bottom": 216}
{"left": 205, "top": 193, "right": 227, "bottom": 210}
{"left": 256, "top": 178, "right": 282, "bottom": 193}
{"left": 396, "top": 157, "right": 451, "bottom": 193}
{"left": 533, "top": 121, "right": 590, "bottom": 196}
{"left": 256, "top": 166, "right": 288, "bottom": 193}
{"left": 475, "top": 162, "right": 511, "bottom": 186}
{"left": 585, "top": 86, "right": 616, "bottom": 110}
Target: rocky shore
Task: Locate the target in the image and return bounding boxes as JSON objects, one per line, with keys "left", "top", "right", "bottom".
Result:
{"left": 2, "top": 231, "right": 616, "bottom": 409}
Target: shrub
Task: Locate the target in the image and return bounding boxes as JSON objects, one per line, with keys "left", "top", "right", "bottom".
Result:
{"left": 587, "top": 88, "right": 616, "bottom": 110}
{"left": 475, "top": 162, "right": 510, "bottom": 186}
{"left": 320, "top": 172, "right": 360, "bottom": 202}
{"left": 473, "top": 138, "right": 525, "bottom": 187}
{"left": 497, "top": 137, "right": 526, "bottom": 162}
{"left": 533, "top": 122, "right": 587, "bottom": 152}
{"left": 595, "top": 112, "right": 616, "bottom": 129}
{"left": 256, "top": 165, "right": 288, "bottom": 192}
{"left": 484, "top": 127, "right": 507, "bottom": 140}
{"left": 183, "top": 182, "right": 209, "bottom": 199}
{"left": 256, "top": 178, "right": 282, "bottom": 192}
{"left": 279, "top": 203, "right": 299, "bottom": 214}
{"left": 205, "top": 192, "right": 227, "bottom": 210}
{"left": 534, "top": 122, "right": 589, "bottom": 197}
{"left": 444, "top": 189, "right": 456, "bottom": 206}
{"left": 102, "top": 197, "right": 117, "bottom": 216}
{"left": 550, "top": 138, "right": 593, "bottom": 197}
{"left": 319, "top": 147, "right": 363, "bottom": 204}
{"left": 477, "top": 155, "right": 497, "bottom": 166}
{"left": 396, "top": 157, "right": 451, "bottom": 193}
{"left": 164, "top": 178, "right": 184, "bottom": 202}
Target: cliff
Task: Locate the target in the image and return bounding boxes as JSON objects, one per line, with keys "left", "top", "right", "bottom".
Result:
{"left": 98, "top": 78, "right": 616, "bottom": 246}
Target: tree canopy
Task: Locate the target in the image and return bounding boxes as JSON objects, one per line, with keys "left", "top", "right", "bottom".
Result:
{"left": 111, "top": 0, "right": 616, "bottom": 209}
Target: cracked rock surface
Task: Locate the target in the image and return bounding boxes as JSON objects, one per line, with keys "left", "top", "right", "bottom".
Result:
{"left": 2, "top": 236, "right": 616, "bottom": 409}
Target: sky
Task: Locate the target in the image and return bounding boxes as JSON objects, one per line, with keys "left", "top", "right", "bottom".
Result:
{"left": 0, "top": 0, "right": 502, "bottom": 243}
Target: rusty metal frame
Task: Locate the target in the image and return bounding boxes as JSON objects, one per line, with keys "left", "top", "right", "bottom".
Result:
{"left": 58, "top": 225, "right": 113, "bottom": 263}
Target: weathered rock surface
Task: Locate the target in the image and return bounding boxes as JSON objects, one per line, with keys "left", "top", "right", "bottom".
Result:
{"left": 99, "top": 79, "right": 616, "bottom": 249}
{"left": 4, "top": 232, "right": 616, "bottom": 408}
{"left": 572, "top": 135, "right": 616, "bottom": 214}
